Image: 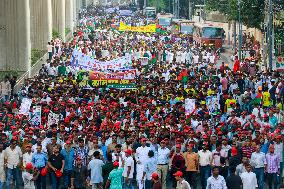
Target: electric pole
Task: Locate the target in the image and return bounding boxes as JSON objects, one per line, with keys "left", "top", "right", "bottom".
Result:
{"left": 268, "top": 0, "right": 273, "bottom": 70}
{"left": 238, "top": 0, "right": 242, "bottom": 60}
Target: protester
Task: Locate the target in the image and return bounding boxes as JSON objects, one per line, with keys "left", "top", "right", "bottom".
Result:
{"left": 48, "top": 145, "right": 65, "bottom": 189}
{"left": 22, "top": 162, "right": 37, "bottom": 189}
{"left": 105, "top": 161, "right": 124, "bottom": 189}
{"left": 240, "top": 164, "right": 258, "bottom": 189}
{"left": 71, "top": 157, "right": 88, "bottom": 189}
{"left": 4, "top": 139, "right": 23, "bottom": 189}
{"left": 123, "top": 149, "right": 135, "bottom": 189}
{"left": 88, "top": 151, "right": 104, "bottom": 189}
{"left": 226, "top": 166, "right": 243, "bottom": 189}
{"left": 0, "top": 4, "right": 284, "bottom": 189}
{"left": 206, "top": 166, "right": 227, "bottom": 189}
{"left": 152, "top": 172, "right": 162, "bottom": 189}
{"left": 31, "top": 144, "right": 48, "bottom": 189}
{"left": 173, "top": 171, "right": 192, "bottom": 189}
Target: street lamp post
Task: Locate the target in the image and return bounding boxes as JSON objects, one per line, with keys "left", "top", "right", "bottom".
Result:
{"left": 238, "top": 0, "right": 242, "bottom": 60}
{"left": 268, "top": 0, "right": 273, "bottom": 70}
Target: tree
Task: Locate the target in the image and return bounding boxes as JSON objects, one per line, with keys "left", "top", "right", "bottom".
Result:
{"left": 206, "top": 0, "right": 265, "bottom": 29}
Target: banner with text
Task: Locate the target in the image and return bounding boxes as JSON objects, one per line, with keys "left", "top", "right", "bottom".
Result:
{"left": 71, "top": 50, "right": 132, "bottom": 71}
{"left": 119, "top": 22, "right": 156, "bottom": 33}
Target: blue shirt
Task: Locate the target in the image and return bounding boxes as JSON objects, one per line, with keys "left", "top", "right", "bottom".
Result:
{"left": 61, "top": 148, "right": 75, "bottom": 170}
{"left": 100, "top": 144, "right": 107, "bottom": 161}
{"left": 32, "top": 152, "right": 48, "bottom": 168}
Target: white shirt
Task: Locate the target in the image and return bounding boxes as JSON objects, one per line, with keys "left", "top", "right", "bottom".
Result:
{"left": 22, "top": 171, "right": 35, "bottom": 189}
{"left": 206, "top": 175, "right": 227, "bottom": 189}
{"left": 123, "top": 156, "right": 134, "bottom": 178}
{"left": 4, "top": 146, "right": 23, "bottom": 169}
{"left": 111, "top": 152, "right": 126, "bottom": 167}
{"left": 32, "top": 144, "right": 47, "bottom": 154}
{"left": 88, "top": 159, "right": 104, "bottom": 184}
{"left": 198, "top": 150, "right": 212, "bottom": 166}
{"left": 250, "top": 151, "right": 266, "bottom": 168}
{"left": 240, "top": 171, "right": 258, "bottom": 189}
{"left": 157, "top": 147, "right": 170, "bottom": 165}
{"left": 274, "top": 142, "right": 283, "bottom": 162}
{"left": 135, "top": 146, "right": 151, "bottom": 165}
{"left": 23, "top": 152, "right": 33, "bottom": 167}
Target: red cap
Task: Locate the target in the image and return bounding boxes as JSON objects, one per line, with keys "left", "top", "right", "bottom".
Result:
{"left": 25, "top": 163, "right": 33, "bottom": 170}
{"left": 65, "top": 140, "right": 71, "bottom": 144}
{"left": 113, "top": 161, "right": 119, "bottom": 167}
{"left": 173, "top": 171, "right": 183, "bottom": 177}
{"left": 231, "top": 147, "right": 238, "bottom": 156}
{"left": 151, "top": 172, "right": 159, "bottom": 179}
{"left": 55, "top": 170, "right": 62, "bottom": 177}
{"left": 124, "top": 149, "right": 132, "bottom": 155}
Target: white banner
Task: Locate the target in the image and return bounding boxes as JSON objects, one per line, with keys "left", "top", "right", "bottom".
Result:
{"left": 206, "top": 96, "right": 219, "bottom": 113}
{"left": 185, "top": 98, "right": 195, "bottom": 115}
{"left": 70, "top": 50, "right": 132, "bottom": 71}
{"left": 19, "top": 98, "right": 32, "bottom": 115}
{"left": 48, "top": 111, "right": 60, "bottom": 127}
{"left": 29, "top": 106, "right": 41, "bottom": 126}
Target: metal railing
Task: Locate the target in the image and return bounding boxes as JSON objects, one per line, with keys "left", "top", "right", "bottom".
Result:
{"left": 13, "top": 31, "right": 74, "bottom": 93}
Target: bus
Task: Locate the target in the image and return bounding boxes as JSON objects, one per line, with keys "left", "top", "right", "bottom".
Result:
{"left": 157, "top": 13, "right": 174, "bottom": 27}
{"left": 143, "top": 7, "right": 156, "bottom": 19}
{"left": 193, "top": 23, "right": 225, "bottom": 49}
{"left": 172, "top": 19, "right": 194, "bottom": 34}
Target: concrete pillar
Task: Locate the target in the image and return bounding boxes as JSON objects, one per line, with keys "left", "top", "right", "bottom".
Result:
{"left": 65, "top": 0, "right": 74, "bottom": 34}
{"left": 0, "top": 0, "right": 31, "bottom": 72}
{"left": 52, "top": 0, "right": 66, "bottom": 41}
{"left": 30, "top": 0, "right": 52, "bottom": 50}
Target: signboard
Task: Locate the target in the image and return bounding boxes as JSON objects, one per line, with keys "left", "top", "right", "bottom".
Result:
{"left": 71, "top": 50, "right": 132, "bottom": 71}
{"left": 185, "top": 98, "right": 195, "bottom": 115}
{"left": 48, "top": 111, "right": 60, "bottom": 127}
{"left": 19, "top": 98, "right": 32, "bottom": 115}
{"left": 29, "top": 106, "right": 41, "bottom": 126}
{"left": 119, "top": 22, "right": 156, "bottom": 33}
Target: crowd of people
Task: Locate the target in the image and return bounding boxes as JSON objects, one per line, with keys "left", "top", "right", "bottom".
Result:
{"left": 0, "top": 5, "right": 284, "bottom": 189}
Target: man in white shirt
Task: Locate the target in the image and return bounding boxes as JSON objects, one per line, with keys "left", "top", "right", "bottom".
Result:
{"left": 23, "top": 144, "right": 33, "bottom": 167}
{"left": 240, "top": 164, "right": 258, "bottom": 189}
{"left": 206, "top": 166, "right": 227, "bottom": 189}
{"left": 135, "top": 138, "right": 151, "bottom": 189}
{"left": 198, "top": 143, "right": 212, "bottom": 189}
{"left": 4, "top": 139, "right": 23, "bottom": 189}
{"left": 157, "top": 140, "right": 170, "bottom": 189}
{"left": 123, "top": 149, "right": 134, "bottom": 189}
{"left": 111, "top": 144, "right": 126, "bottom": 167}
{"left": 250, "top": 145, "right": 266, "bottom": 189}
{"left": 0, "top": 143, "right": 5, "bottom": 188}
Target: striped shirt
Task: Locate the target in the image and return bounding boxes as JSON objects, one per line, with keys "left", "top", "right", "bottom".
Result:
{"left": 265, "top": 153, "right": 280, "bottom": 173}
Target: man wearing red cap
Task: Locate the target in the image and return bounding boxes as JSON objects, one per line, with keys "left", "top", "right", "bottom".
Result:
{"left": 173, "top": 171, "right": 191, "bottom": 189}
{"left": 22, "top": 163, "right": 37, "bottom": 189}
{"left": 105, "top": 161, "right": 124, "bottom": 189}
{"left": 151, "top": 172, "right": 162, "bottom": 189}
{"left": 123, "top": 149, "right": 134, "bottom": 189}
